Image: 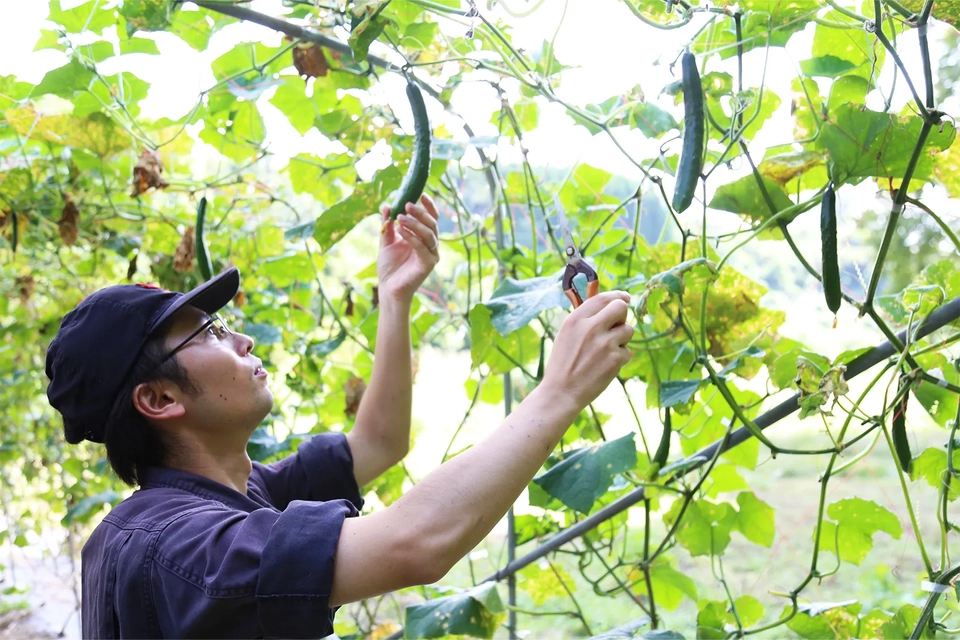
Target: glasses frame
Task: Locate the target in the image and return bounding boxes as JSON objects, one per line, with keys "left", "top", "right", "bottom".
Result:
{"left": 156, "top": 314, "right": 232, "bottom": 366}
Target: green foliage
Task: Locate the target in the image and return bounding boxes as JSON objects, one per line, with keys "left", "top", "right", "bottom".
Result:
{"left": 820, "top": 105, "right": 957, "bottom": 185}
{"left": 910, "top": 447, "right": 960, "bottom": 500}
{"left": 878, "top": 604, "right": 935, "bottom": 639}
{"left": 532, "top": 434, "right": 637, "bottom": 514}
{"left": 631, "top": 557, "right": 698, "bottom": 612}
{"left": 785, "top": 600, "right": 863, "bottom": 639}
{"left": 3, "top": 1, "right": 960, "bottom": 639}
{"left": 403, "top": 583, "right": 505, "bottom": 639}
{"left": 481, "top": 275, "right": 569, "bottom": 335}
{"left": 709, "top": 175, "right": 795, "bottom": 224}
{"left": 312, "top": 165, "right": 402, "bottom": 250}
{"left": 816, "top": 498, "right": 904, "bottom": 565}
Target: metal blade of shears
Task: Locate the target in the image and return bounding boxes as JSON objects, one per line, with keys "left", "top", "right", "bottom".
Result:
{"left": 553, "top": 195, "right": 578, "bottom": 262}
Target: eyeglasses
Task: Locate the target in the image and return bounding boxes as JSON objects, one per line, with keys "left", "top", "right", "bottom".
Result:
{"left": 157, "top": 314, "right": 232, "bottom": 366}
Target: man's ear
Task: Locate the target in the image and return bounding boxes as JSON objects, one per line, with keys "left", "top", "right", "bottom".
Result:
{"left": 132, "top": 381, "right": 186, "bottom": 422}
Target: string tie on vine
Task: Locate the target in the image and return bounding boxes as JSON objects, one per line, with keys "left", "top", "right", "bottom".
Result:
{"left": 464, "top": 0, "right": 479, "bottom": 39}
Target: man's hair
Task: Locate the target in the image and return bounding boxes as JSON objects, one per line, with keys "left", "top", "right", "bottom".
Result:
{"left": 103, "top": 328, "right": 201, "bottom": 486}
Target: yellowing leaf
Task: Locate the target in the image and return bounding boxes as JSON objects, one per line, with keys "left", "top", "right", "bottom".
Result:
{"left": 4, "top": 106, "right": 70, "bottom": 144}
{"left": 759, "top": 150, "right": 825, "bottom": 185}
{"left": 518, "top": 563, "right": 573, "bottom": 606}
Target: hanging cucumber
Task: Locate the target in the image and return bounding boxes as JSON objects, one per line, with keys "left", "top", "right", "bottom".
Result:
{"left": 820, "top": 183, "right": 841, "bottom": 315}
{"left": 195, "top": 197, "right": 214, "bottom": 281}
{"left": 653, "top": 407, "right": 672, "bottom": 472}
{"left": 891, "top": 374, "right": 912, "bottom": 473}
{"left": 672, "top": 52, "right": 704, "bottom": 214}
{"left": 10, "top": 211, "right": 17, "bottom": 254}
{"left": 389, "top": 80, "right": 431, "bottom": 220}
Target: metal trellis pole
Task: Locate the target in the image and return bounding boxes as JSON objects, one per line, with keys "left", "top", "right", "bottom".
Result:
{"left": 491, "top": 162, "right": 518, "bottom": 640}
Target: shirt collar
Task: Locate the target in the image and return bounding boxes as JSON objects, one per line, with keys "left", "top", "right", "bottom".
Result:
{"left": 137, "top": 465, "right": 267, "bottom": 512}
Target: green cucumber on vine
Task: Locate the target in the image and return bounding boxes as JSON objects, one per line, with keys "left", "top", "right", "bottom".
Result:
{"left": 389, "top": 80, "right": 431, "bottom": 220}
{"left": 11, "top": 211, "right": 17, "bottom": 254}
{"left": 820, "top": 183, "right": 841, "bottom": 315}
{"left": 654, "top": 407, "right": 672, "bottom": 470}
{"left": 195, "top": 197, "right": 214, "bottom": 281}
{"left": 671, "top": 51, "right": 704, "bottom": 214}
{"left": 891, "top": 374, "right": 912, "bottom": 473}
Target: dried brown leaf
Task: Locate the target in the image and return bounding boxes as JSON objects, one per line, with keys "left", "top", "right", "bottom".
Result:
{"left": 126, "top": 253, "right": 139, "bottom": 281}
{"left": 59, "top": 197, "right": 79, "bottom": 246}
{"left": 233, "top": 289, "right": 246, "bottom": 307}
{"left": 173, "top": 226, "right": 196, "bottom": 273}
{"left": 345, "top": 288, "right": 354, "bottom": 316}
{"left": 292, "top": 43, "right": 330, "bottom": 79}
{"left": 130, "top": 149, "right": 169, "bottom": 197}
{"left": 344, "top": 375, "right": 367, "bottom": 418}
{"left": 15, "top": 275, "right": 34, "bottom": 305}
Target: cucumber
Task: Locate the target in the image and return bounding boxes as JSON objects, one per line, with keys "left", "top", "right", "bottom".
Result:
{"left": 11, "top": 211, "right": 17, "bottom": 254}
{"left": 891, "top": 374, "right": 911, "bottom": 473}
{"left": 389, "top": 80, "right": 431, "bottom": 220}
{"left": 820, "top": 183, "right": 841, "bottom": 314}
{"left": 195, "top": 197, "right": 214, "bottom": 281}
{"left": 654, "top": 407, "right": 672, "bottom": 469}
{"left": 672, "top": 52, "right": 704, "bottom": 213}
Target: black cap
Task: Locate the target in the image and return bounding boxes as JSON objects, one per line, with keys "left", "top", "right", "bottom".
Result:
{"left": 45, "top": 268, "right": 241, "bottom": 444}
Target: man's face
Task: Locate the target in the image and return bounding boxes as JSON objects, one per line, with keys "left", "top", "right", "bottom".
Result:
{"left": 160, "top": 306, "right": 274, "bottom": 439}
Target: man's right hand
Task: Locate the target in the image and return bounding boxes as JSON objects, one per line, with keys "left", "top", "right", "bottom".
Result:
{"left": 330, "top": 291, "right": 636, "bottom": 609}
{"left": 541, "top": 291, "right": 634, "bottom": 410}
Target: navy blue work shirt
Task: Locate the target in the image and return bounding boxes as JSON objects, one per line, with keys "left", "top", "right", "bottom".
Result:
{"left": 80, "top": 432, "right": 364, "bottom": 639}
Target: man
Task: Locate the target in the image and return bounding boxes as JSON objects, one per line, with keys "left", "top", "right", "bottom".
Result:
{"left": 45, "top": 195, "right": 634, "bottom": 638}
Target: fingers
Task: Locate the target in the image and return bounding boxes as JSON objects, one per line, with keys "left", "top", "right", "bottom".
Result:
{"left": 592, "top": 297, "right": 631, "bottom": 329}
{"left": 612, "top": 322, "right": 635, "bottom": 348}
{"left": 573, "top": 290, "right": 631, "bottom": 319}
{"left": 419, "top": 193, "right": 439, "bottom": 221}
{"left": 396, "top": 222, "right": 438, "bottom": 261}
{"left": 380, "top": 205, "right": 395, "bottom": 247}
{"left": 402, "top": 199, "right": 439, "bottom": 235}
{"left": 397, "top": 207, "right": 439, "bottom": 253}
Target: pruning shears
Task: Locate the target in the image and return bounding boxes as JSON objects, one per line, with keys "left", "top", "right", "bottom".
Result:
{"left": 555, "top": 196, "right": 599, "bottom": 309}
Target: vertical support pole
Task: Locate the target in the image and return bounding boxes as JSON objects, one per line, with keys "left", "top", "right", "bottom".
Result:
{"left": 490, "top": 164, "right": 517, "bottom": 640}
{"left": 504, "top": 384, "right": 516, "bottom": 639}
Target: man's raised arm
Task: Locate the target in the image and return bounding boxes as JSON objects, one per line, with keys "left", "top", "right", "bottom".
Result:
{"left": 330, "top": 291, "right": 634, "bottom": 605}
{"left": 346, "top": 196, "right": 441, "bottom": 487}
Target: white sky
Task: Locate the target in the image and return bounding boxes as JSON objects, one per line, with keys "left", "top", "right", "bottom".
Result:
{"left": 2, "top": 1, "right": 949, "bottom": 186}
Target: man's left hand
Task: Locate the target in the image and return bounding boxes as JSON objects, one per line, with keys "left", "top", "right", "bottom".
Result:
{"left": 377, "top": 194, "right": 440, "bottom": 303}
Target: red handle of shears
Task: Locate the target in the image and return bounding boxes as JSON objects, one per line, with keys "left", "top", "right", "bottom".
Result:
{"left": 565, "top": 280, "right": 599, "bottom": 308}
{"left": 563, "top": 264, "right": 599, "bottom": 309}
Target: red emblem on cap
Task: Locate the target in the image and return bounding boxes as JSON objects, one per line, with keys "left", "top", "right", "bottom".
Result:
{"left": 136, "top": 283, "right": 164, "bottom": 291}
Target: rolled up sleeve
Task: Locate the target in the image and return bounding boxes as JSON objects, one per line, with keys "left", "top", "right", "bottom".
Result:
{"left": 256, "top": 500, "right": 356, "bottom": 636}
{"left": 152, "top": 498, "right": 359, "bottom": 639}
{"left": 253, "top": 432, "right": 364, "bottom": 510}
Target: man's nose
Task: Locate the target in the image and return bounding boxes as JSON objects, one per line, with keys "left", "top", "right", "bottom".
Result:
{"left": 232, "top": 331, "right": 255, "bottom": 356}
